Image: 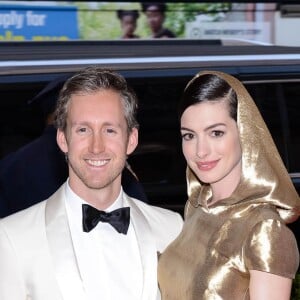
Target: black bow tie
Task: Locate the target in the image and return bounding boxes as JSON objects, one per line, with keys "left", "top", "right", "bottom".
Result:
{"left": 82, "top": 204, "right": 130, "bottom": 234}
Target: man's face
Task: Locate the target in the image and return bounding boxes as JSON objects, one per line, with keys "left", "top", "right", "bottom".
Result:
{"left": 57, "top": 89, "right": 138, "bottom": 197}
{"left": 145, "top": 8, "right": 164, "bottom": 33}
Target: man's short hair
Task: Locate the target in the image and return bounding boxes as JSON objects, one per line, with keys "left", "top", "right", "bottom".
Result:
{"left": 54, "top": 66, "right": 139, "bottom": 133}
{"left": 141, "top": 3, "right": 166, "bottom": 14}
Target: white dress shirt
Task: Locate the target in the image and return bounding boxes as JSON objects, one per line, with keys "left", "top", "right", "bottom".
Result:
{"left": 64, "top": 182, "right": 143, "bottom": 300}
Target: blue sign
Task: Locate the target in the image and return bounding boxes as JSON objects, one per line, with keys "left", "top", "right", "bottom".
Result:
{"left": 0, "top": 4, "right": 78, "bottom": 41}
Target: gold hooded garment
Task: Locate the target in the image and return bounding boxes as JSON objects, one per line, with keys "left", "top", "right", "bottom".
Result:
{"left": 158, "top": 71, "right": 300, "bottom": 299}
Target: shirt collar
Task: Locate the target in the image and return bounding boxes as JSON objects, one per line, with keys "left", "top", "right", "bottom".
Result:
{"left": 65, "top": 180, "right": 124, "bottom": 225}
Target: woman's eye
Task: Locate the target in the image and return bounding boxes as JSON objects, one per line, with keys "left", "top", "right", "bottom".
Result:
{"left": 211, "top": 130, "right": 224, "bottom": 137}
{"left": 182, "top": 133, "right": 194, "bottom": 141}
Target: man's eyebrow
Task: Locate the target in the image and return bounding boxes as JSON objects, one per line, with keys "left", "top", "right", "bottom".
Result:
{"left": 71, "top": 121, "right": 121, "bottom": 127}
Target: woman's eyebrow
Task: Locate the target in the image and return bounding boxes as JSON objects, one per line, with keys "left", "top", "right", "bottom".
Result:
{"left": 181, "top": 123, "right": 226, "bottom": 132}
{"left": 204, "top": 123, "right": 226, "bottom": 131}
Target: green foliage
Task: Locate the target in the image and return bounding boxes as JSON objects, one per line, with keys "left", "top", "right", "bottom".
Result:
{"left": 165, "top": 3, "right": 231, "bottom": 37}
{"left": 291, "top": 272, "right": 300, "bottom": 300}
{"left": 75, "top": 2, "right": 233, "bottom": 40}
{"left": 76, "top": 2, "right": 143, "bottom": 40}
{"left": 74, "top": 2, "right": 231, "bottom": 40}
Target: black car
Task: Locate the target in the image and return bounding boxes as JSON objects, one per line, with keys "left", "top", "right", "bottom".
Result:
{"left": 0, "top": 40, "right": 299, "bottom": 234}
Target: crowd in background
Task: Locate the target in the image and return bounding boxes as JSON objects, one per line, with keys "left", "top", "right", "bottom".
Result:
{"left": 117, "top": 2, "right": 175, "bottom": 39}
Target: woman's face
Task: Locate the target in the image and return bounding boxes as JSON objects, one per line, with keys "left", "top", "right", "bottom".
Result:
{"left": 180, "top": 99, "right": 242, "bottom": 192}
{"left": 121, "top": 15, "right": 137, "bottom": 36}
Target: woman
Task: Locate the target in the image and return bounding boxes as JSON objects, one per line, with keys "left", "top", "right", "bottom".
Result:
{"left": 158, "top": 70, "right": 300, "bottom": 299}
{"left": 117, "top": 10, "right": 140, "bottom": 39}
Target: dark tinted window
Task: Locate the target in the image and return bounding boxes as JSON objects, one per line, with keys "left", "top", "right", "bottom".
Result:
{"left": 246, "top": 82, "right": 286, "bottom": 166}
{"left": 282, "top": 82, "right": 300, "bottom": 173}
{"left": 246, "top": 81, "right": 300, "bottom": 174}
{"left": 0, "top": 76, "right": 299, "bottom": 212}
{"left": 127, "top": 76, "right": 188, "bottom": 210}
{"left": 0, "top": 82, "right": 44, "bottom": 158}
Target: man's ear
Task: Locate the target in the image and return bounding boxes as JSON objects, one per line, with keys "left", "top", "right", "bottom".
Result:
{"left": 56, "top": 129, "right": 68, "bottom": 153}
{"left": 126, "top": 127, "right": 138, "bottom": 155}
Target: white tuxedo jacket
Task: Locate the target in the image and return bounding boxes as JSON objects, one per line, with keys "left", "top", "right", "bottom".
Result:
{"left": 0, "top": 183, "right": 183, "bottom": 300}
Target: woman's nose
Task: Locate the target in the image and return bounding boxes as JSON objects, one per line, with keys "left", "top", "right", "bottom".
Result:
{"left": 196, "top": 138, "right": 209, "bottom": 159}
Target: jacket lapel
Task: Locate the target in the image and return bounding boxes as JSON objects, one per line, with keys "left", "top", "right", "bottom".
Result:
{"left": 45, "top": 184, "right": 86, "bottom": 300}
{"left": 124, "top": 195, "right": 160, "bottom": 300}
{"left": 45, "top": 186, "right": 160, "bottom": 300}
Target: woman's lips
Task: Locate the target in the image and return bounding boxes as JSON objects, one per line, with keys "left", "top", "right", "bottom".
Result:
{"left": 196, "top": 159, "right": 219, "bottom": 171}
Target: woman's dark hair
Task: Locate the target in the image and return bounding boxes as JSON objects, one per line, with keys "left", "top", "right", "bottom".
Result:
{"left": 117, "top": 9, "right": 139, "bottom": 20}
{"left": 178, "top": 74, "right": 237, "bottom": 121}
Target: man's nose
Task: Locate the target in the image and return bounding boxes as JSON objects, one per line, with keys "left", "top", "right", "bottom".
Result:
{"left": 89, "top": 133, "right": 105, "bottom": 154}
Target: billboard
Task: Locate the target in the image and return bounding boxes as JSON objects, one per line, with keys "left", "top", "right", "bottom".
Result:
{"left": 0, "top": 4, "right": 78, "bottom": 41}
{"left": 186, "top": 20, "right": 271, "bottom": 44}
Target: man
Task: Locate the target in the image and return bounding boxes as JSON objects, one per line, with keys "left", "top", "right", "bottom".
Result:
{"left": 142, "top": 2, "right": 176, "bottom": 38}
{"left": 0, "top": 74, "right": 148, "bottom": 217}
{"left": 0, "top": 75, "right": 69, "bottom": 217}
{"left": 0, "top": 67, "right": 183, "bottom": 299}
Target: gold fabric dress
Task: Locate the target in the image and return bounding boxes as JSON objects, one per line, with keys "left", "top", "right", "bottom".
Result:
{"left": 158, "top": 71, "right": 300, "bottom": 299}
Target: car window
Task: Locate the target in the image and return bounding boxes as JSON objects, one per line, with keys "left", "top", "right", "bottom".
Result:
{"left": 284, "top": 82, "right": 300, "bottom": 173}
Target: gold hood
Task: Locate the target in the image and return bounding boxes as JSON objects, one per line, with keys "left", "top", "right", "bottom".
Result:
{"left": 185, "top": 70, "right": 300, "bottom": 223}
